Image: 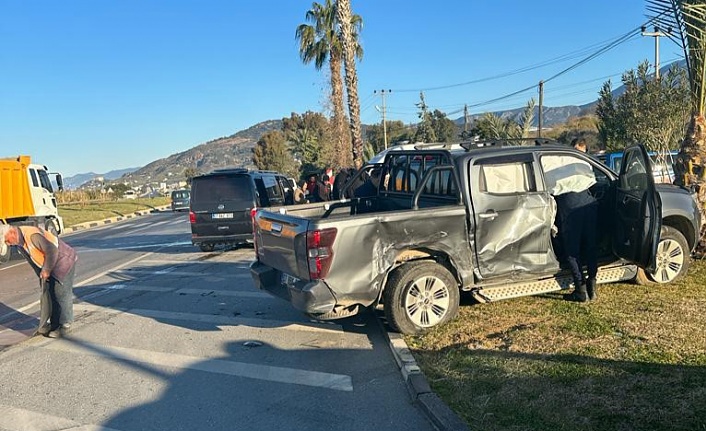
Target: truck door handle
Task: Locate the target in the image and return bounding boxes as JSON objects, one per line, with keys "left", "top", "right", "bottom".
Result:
{"left": 478, "top": 210, "right": 499, "bottom": 220}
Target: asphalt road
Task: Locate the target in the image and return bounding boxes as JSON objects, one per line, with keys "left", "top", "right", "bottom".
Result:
{"left": 0, "top": 211, "right": 437, "bottom": 431}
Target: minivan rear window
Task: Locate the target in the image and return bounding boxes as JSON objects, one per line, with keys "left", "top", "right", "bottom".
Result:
{"left": 172, "top": 190, "right": 190, "bottom": 199}
{"left": 191, "top": 175, "right": 253, "bottom": 204}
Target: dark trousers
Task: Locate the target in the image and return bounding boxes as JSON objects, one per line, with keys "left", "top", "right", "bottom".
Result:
{"left": 557, "top": 192, "right": 598, "bottom": 287}
{"left": 38, "top": 266, "right": 75, "bottom": 330}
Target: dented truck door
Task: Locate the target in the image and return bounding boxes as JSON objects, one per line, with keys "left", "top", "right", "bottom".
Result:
{"left": 469, "top": 153, "right": 559, "bottom": 280}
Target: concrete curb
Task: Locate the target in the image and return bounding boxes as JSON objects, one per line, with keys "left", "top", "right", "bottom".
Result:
{"left": 378, "top": 319, "right": 470, "bottom": 431}
{"left": 63, "top": 205, "right": 171, "bottom": 234}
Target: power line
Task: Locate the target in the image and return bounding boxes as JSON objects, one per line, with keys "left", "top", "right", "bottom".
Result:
{"left": 391, "top": 26, "right": 647, "bottom": 93}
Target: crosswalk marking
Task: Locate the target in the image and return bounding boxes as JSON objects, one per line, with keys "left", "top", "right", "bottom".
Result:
{"left": 0, "top": 404, "right": 123, "bottom": 431}
{"left": 41, "top": 340, "right": 354, "bottom": 391}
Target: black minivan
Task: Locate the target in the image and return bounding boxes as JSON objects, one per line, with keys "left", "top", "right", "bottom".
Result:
{"left": 189, "top": 168, "right": 294, "bottom": 252}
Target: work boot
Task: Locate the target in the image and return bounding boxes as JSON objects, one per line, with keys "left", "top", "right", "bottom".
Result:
{"left": 32, "top": 325, "right": 51, "bottom": 337}
{"left": 566, "top": 282, "right": 588, "bottom": 303}
{"left": 586, "top": 278, "right": 597, "bottom": 301}
{"left": 47, "top": 324, "right": 71, "bottom": 339}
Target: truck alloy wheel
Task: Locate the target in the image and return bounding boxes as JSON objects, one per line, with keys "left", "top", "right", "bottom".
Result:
{"left": 636, "top": 226, "right": 690, "bottom": 285}
{"left": 384, "top": 261, "right": 460, "bottom": 335}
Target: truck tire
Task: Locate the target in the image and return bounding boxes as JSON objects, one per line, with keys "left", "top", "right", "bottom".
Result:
{"left": 199, "top": 244, "right": 215, "bottom": 252}
{"left": 384, "top": 261, "right": 460, "bottom": 335}
{"left": 45, "top": 219, "right": 58, "bottom": 236}
{"left": 635, "top": 225, "right": 690, "bottom": 285}
{"left": 0, "top": 234, "right": 10, "bottom": 263}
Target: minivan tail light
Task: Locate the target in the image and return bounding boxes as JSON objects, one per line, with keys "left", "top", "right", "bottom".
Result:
{"left": 306, "top": 228, "right": 337, "bottom": 280}
{"left": 189, "top": 211, "right": 196, "bottom": 224}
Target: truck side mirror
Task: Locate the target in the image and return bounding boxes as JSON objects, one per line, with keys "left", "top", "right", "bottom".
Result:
{"left": 55, "top": 174, "right": 64, "bottom": 192}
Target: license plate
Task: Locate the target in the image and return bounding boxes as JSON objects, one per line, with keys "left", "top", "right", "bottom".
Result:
{"left": 212, "top": 213, "right": 234, "bottom": 219}
{"left": 281, "top": 273, "right": 299, "bottom": 285}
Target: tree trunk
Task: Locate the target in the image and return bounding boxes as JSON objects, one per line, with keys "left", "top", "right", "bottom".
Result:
{"left": 329, "top": 53, "right": 352, "bottom": 169}
{"left": 675, "top": 114, "right": 706, "bottom": 252}
{"left": 336, "top": 0, "right": 364, "bottom": 169}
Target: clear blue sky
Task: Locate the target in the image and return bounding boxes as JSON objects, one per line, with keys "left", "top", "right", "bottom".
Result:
{"left": 0, "top": 0, "right": 676, "bottom": 176}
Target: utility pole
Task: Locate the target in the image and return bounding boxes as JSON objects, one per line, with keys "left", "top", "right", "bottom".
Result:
{"left": 374, "top": 89, "right": 391, "bottom": 149}
{"left": 463, "top": 104, "right": 470, "bottom": 134}
{"left": 641, "top": 25, "right": 670, "bottom": 79}
{"left": 538, "top": 80, "right": 544, "bottom": 138}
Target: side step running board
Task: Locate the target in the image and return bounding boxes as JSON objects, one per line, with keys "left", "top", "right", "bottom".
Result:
{"left": 472, "top": 264, "right": 637, "bottom": 303}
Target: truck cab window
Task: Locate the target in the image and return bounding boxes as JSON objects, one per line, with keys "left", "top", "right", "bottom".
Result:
{"left": 479, "top": 162, "right": 535, "bottom": 194}
{"left": 37, "top": 170, "right": 54, "bottom": 192}
{"left": 29, "top": 169, "right": 39, "bottom": 187}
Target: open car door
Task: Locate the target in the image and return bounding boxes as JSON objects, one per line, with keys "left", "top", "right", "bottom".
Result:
{"left": 613, "top": 144, "right": 662, "bottom": 271}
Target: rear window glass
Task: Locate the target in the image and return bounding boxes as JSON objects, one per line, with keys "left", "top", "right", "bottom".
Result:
{"left": 191, "top": 175, "right": 253, "bottom": 203}
{"left": 171, "top": 190, "right": 190, "bottom": 199}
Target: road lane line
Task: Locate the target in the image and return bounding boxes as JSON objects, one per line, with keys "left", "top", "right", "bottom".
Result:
{"left": 0, "top": 261, "right": 25, "bottom": 271}
{"left": 0, "top": 404, "right": 123, "bottom": 431}
{"left": 0, "top": 253, "right": 155, "bottom": 322}
{"left": 75, "top": 304, "right": 342, "bottom": 333}
{"left": 74, "top": 284, "right": 271, "bottom": 300}
{"left": 42, "top": 341, "right": 353, "bottom": 391}
{"left": 116, "top": 269, "right": 251, "bottom": 278}
{"left": 75, "top": 252, "right": 155, "bottom": 288}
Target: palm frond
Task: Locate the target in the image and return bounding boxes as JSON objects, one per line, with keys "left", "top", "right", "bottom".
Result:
{"left": 646, "top": 0, "right": 706, "bottom": 114}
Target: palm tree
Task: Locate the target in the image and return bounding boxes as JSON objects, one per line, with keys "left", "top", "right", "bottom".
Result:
{"left": 647, "top": 0, "right": 706, "bottom": 247}
{"left": 336, "top": 0, "right": 365, "bottom": 169}
{"left": 295, "top": 1, "right": 363, "bottom": 169}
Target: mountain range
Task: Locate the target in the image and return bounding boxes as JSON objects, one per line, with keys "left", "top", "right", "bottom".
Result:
{"left": 64, "top": 167, "right": 140, "bottom": 190}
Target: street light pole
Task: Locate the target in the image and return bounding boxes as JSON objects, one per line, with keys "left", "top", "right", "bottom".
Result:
{"left": 374, "top": 89, "right": 391, "bottom": 149}
{"left": 641, "top": 25, "right": 670, "bottom": 79}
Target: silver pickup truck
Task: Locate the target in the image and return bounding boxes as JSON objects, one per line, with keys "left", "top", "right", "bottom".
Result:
{"left": 250, "top": 141, "right": 701, "bottom": 334}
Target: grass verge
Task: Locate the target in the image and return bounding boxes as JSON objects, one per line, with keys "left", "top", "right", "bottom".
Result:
{"left": 58, "top": 197, "right": 170, "bottom": 227}
{"left": 406, "top": 260, "right": 706, "bottom": 431}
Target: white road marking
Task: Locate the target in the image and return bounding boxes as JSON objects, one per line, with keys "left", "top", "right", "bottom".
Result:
{"left": 108, "top": 241, "right": 192, "bottom": 250}
{"left": 117, "top": 269, "right": 251, "bottom": 278}
{"left": 0, "top": 253, "right": 155, "bottom": 322}
{"left": 76, "top": 303, "right": 342, "bottom": 333}
{"left": 76, "top": 253, "right": 155, "bottom": 287}
{"left": 42, "top": 340, "right": 353, "bottom": 391}
{"left": 0, "top": 404, "right": 123, "bottom": 431}
{"left": 0, "top": 262, "right": 25, "bottom": 272}
{"left": 75, "top": 284, "right": 271, "bottom": 301}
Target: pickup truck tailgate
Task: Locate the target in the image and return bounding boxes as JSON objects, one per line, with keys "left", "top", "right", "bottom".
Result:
{"left": 254, "top": 210, "right": 310, "bottom": 280}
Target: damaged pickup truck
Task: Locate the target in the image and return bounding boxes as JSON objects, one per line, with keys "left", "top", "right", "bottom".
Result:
{"left": 250, "top": 140, "right": 701, "bottom": 334}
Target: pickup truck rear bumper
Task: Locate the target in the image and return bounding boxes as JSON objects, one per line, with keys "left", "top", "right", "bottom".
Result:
{"left": 249, "top": 261, "right": 336, "bottom": 314}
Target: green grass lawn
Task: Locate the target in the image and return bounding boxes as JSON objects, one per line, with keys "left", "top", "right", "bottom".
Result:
{"left": 58, "top": 197, "right": 170, "bottom": 227}
{"left": 406, "top": 261, "right": 706, "bottom": 431}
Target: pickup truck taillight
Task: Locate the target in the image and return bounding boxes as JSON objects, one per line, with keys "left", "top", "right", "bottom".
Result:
{"left": 307, "top": 228, "right": 337, "bottom": 280}
{"left": 189, "top": 211, "right": 196, "bottom": 224}
{"left": 251, "top": 207, "right": 258, "bottom": 256}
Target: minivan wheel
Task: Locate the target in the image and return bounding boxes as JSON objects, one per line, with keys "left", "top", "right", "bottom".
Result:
{"left": 384, "top": 261, "right": 460, "bottom": 335}
{"left": 199, "top": 244, "right": 215, "bottom": 252}
{"left": 635, "top": 226, "right": 690, "bottom": 285}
